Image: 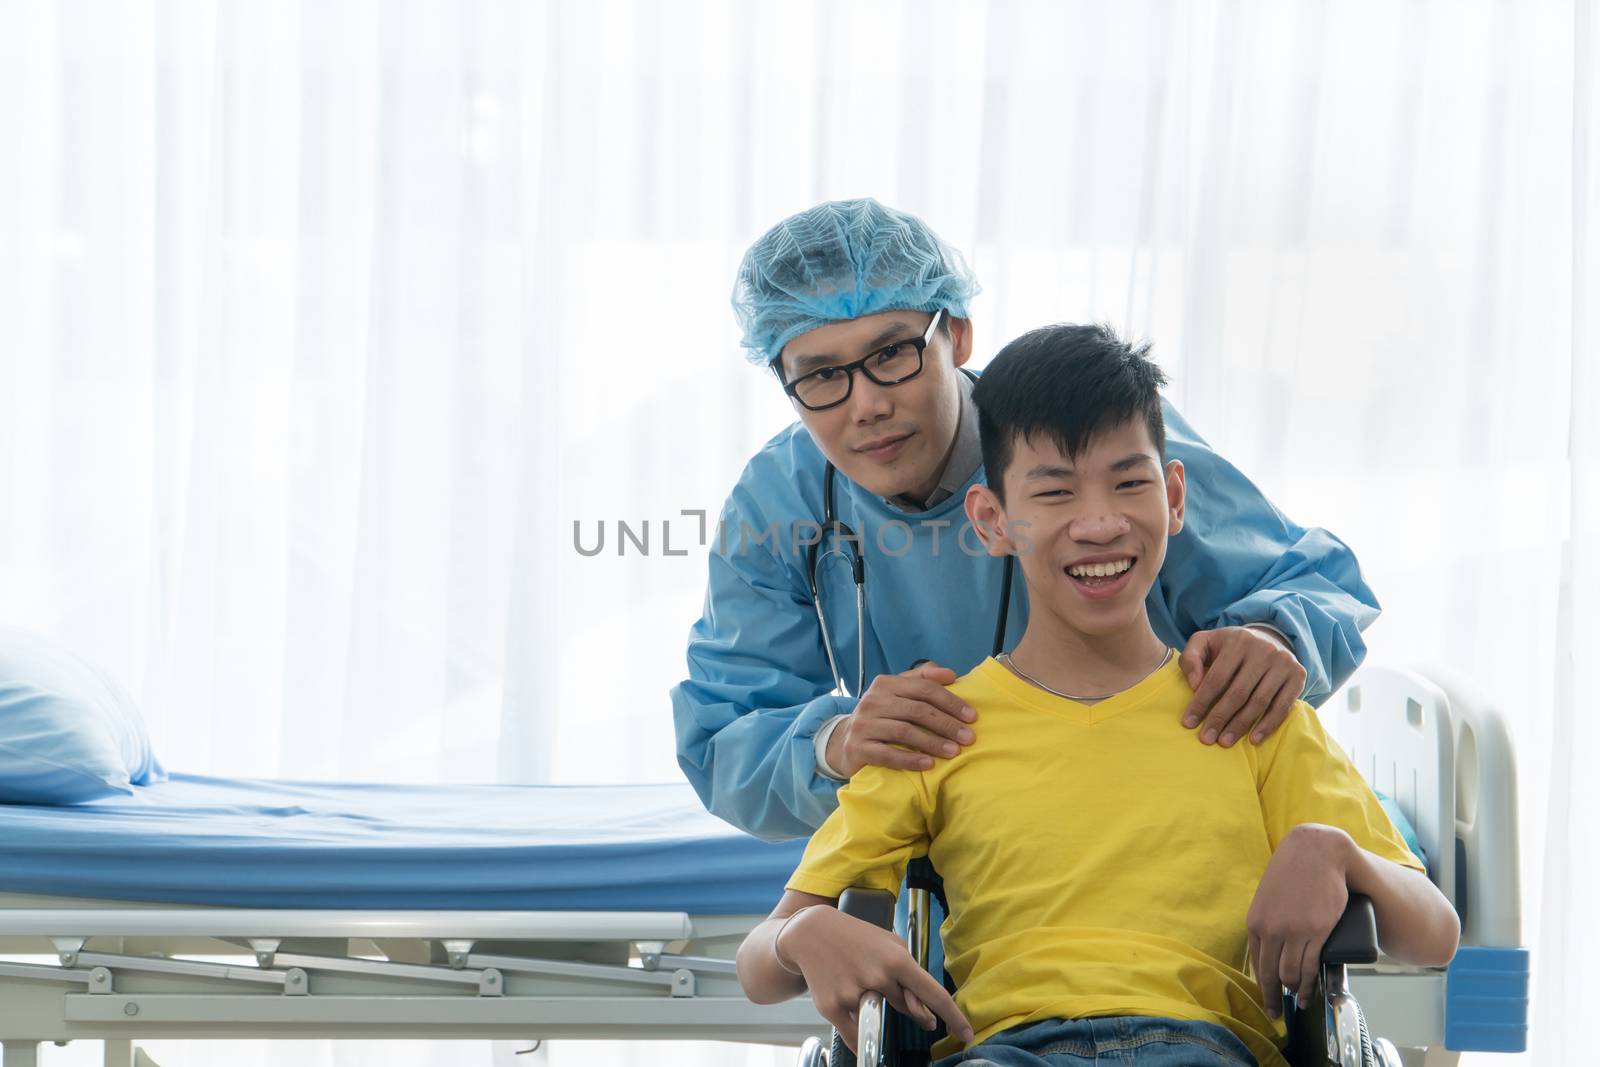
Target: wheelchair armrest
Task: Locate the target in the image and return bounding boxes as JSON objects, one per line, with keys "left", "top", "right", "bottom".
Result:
{"left": 1286, "top": 896, "right": 1384, "bottom": 1066}
{"left": 839, "top": 887, "right": 897, "bottom": 932}
{"left": 1321, "top": 893, "right": 1378, "bottom": 965}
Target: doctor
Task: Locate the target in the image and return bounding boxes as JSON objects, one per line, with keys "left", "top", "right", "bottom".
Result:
{"left": 672, "top": 198, "right": 1380, "bottom": 841}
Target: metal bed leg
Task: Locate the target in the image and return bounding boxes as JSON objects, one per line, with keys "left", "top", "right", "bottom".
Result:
{"left": 103, "top": 1039, "right": 133, "bottom": 1067}
{"left": 1, "top": 1042, "right": 39, "bottom": 1067}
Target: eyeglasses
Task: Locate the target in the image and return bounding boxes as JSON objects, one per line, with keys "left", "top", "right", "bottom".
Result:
{"left": 777, "top": 310, "right": 944, "bottom": 412}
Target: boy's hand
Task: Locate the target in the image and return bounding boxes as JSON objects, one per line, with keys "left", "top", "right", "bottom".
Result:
{"left": 1180, "top": 625, "right": 1306, "bottom": 747}
{"left": 828, "top": 661, "right": 977, "bottom": 778}
{"left": 1246, "top": 823, "right": 1354, "bottom": 1017}
{"left": 780, "top": 905, "right": 975, "bottom": 1054}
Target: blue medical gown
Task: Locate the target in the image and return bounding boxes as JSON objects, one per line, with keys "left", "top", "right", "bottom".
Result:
{"left": 671, "top": 398, "right": 1380, "bottom": 841}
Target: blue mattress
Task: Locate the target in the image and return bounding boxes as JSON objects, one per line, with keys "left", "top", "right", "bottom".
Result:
{"left": 0, "top": 773, "right": 807, "bottom": 913}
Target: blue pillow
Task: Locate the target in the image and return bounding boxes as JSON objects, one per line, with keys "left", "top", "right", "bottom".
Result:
{"left": 0, "top": 626, "right": 166, "bottom": 804}
{"left": 1373, "top": 788, "right": 1429, "bottom": 874}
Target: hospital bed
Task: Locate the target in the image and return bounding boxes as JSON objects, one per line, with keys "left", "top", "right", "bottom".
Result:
{"left": 0, "top": 663, "right": 1527, "bottom": 1066}
{"left": 0, "top": 778, "right": 823, "bottom": 1065}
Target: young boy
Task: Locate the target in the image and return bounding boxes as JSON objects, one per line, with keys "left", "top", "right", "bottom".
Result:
{"left": 734, "top": 324, "right": 1459, "bottom": 1067}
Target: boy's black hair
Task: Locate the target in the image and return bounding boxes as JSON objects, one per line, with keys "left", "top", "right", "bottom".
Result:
{"left": 974, "top": 323, "right": 1169, "bottom": 504}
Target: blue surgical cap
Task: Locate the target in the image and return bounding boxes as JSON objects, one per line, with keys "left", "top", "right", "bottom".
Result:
{"left": 732, "top": 198, "right": 980, "bottom": 365}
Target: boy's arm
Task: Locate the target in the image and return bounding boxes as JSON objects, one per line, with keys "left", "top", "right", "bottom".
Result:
{"left": 735, "top": 763, "right": 974, "bottom": 1052}
{"left": 737, "top": 888, "right": 974, "bottom": 1051}
{"left": 736, "top": 888, "right": 836, "bottom": 1004}
{"left": 1247, "top": 823, "right": 1459, "bottom": 1017}
{"left": 1341, "top": 829, "right": 1461, "bottom": 966}
{"left": 1250, "top": 704, "right": 1460, "bottom": 1016}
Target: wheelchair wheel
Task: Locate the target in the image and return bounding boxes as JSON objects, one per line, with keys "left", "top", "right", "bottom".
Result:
{"left": 829, "top": 1030, "right": 856, "bottom": 1067}
{"left": 795, "top": 1036, "right": 827, "bottom": 1067}
{"left": 1370, "top": 1037, "right": 1403, "bottom": 1067}
{"left": 1355, "top": 997, "right": 1374, "bottom": 1066}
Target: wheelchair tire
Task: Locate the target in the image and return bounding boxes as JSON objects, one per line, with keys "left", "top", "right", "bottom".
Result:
{"left": 830, "top": 1030, "right": 856, "bottom": 1067}
{"left": 1355, "top": 998, "right": 1374, "bottom": 1067}
{"left": 1371, "top": 1037, "right": 1404, "bottom": 1067}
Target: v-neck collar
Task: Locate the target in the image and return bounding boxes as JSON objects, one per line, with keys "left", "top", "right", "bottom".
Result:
{"left": 977, "top": 650, "right": 1183, "bottom": 725}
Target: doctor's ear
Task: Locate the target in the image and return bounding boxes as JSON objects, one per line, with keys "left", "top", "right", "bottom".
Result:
{"left": 964, "top": 484, "right": 1013, "bottom": 557}
{"left": 947, "top": 316, "right": 974, "bottom": 368}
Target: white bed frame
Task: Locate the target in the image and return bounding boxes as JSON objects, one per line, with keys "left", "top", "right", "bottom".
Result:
{"left": 0, "top": 904, "right": 824, "bottom": 1065}
{"left": 0, "top": 663, "right": 1525, "bottom": 1067}
{"left": 1330, "top": 663, "right": 1525, "bottom": 1065}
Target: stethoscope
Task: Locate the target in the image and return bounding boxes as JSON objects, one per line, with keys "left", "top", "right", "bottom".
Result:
{"left": 806, "top": 417, "right": 1017, "bottom": 696}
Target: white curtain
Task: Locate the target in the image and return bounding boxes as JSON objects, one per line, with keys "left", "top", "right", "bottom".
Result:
{"left": 0, "top": 1, "right": 1593, "bottom": 1064}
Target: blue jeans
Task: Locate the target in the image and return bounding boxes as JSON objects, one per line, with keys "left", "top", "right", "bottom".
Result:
{"left": 932, "top": 1016, "right": 1259, "bottom": 1067}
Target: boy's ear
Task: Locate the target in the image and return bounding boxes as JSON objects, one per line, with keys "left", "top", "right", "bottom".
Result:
{"left": 964, "top": 483, "right": 1014, "bottom": 557}
{"left": 1164, "top": 458, "right": 1185, "bottom": 535}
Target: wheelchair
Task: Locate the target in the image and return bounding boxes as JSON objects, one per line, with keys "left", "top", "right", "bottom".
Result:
{"left": 795, "top": 858, "right": 1400, "bottom": 1067}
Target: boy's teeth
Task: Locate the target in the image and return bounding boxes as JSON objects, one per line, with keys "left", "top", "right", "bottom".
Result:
{"left": 1068, "top": 558, "right": 1133, "bottom": 578}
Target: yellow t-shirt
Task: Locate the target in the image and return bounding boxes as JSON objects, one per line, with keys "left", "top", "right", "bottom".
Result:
{"left": 786, "top": 653, "right": 1424, "bottom": 1067}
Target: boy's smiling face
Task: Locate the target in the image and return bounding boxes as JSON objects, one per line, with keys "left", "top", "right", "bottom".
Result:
{"left": 969, "top": 417, "right": 1186, "bottom": 638}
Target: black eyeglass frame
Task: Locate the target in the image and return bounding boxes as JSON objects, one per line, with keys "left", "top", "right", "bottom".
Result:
{"left": 772, "top": 309, "right": 946, "bottom": 412}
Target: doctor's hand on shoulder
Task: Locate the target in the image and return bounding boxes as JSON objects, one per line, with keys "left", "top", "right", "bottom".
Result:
{"left": 827, "top": 661, "right": 978, "bottom": 779}
{"left": 1179, "top": 625, "right": 1308, "bottom": 748}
